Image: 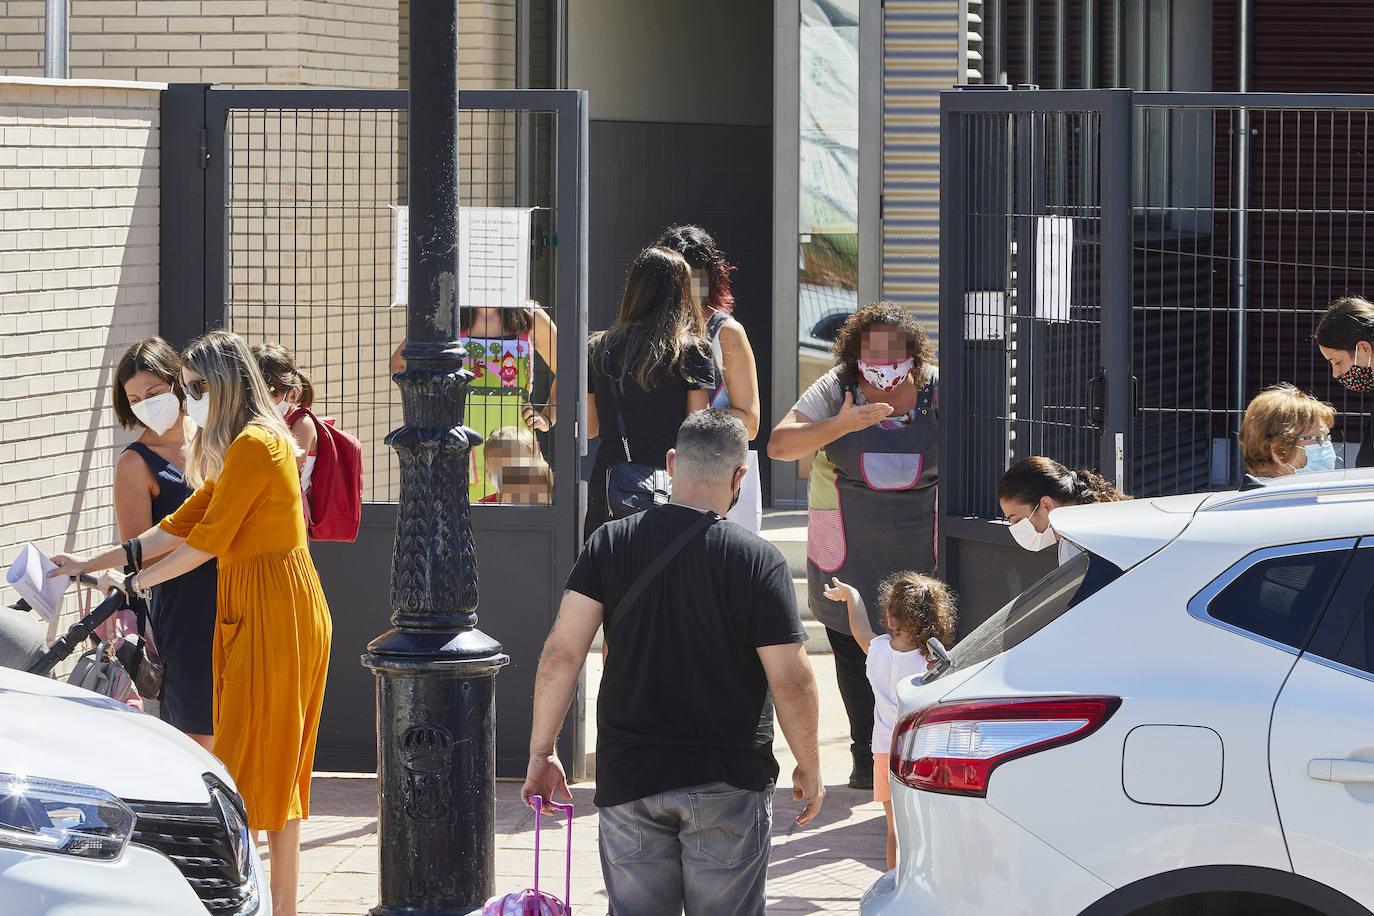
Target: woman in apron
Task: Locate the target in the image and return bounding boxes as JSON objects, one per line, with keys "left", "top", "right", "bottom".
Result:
{"left": 390, "top": 302, "right": 559, "bottom": 503}
{"left": 767, "top": 302, "right": 938, "bottom": 789}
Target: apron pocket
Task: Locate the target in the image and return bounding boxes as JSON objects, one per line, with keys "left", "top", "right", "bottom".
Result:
{"left": 860, "top": 452, "right": 923, "bottom": 490}
{"left": 807, "top": 508, "right": 847, "bottom": 573}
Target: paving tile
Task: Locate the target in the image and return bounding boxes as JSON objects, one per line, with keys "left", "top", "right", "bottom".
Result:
{"left": 295, "top": 651, "right": 887, "bottom": 913}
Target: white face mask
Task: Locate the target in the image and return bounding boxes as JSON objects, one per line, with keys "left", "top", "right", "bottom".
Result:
{"left": 274, "top": 398, "right": 291, "bottom": 418}
{"left": 130, "top": 390, "right": 181, "bottom": 435}
{"left": 857, "top": 357, "right": 914, "bottom": 392}
{"left": 184, "top": 389, "right": 211, "bottom": 429}
{"left": 1009, "top": 505, "right": 1058, "bottom": 552}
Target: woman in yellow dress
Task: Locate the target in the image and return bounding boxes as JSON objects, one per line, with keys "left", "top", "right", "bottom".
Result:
{"left": 52, "top": 330, "right": 332, "bottom": 916}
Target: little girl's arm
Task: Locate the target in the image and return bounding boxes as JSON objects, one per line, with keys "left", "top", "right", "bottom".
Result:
{"left": 823, "top": 576, "right": 877, "bottom": 654}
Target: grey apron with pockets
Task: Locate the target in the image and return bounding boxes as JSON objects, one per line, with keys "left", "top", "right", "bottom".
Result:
{"left": 806, "top": 373, "right": 939, "bottom": 633}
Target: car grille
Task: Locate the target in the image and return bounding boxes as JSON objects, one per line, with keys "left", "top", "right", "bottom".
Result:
{"left": 124, "top": 798, "right": 259, "bottom": 916}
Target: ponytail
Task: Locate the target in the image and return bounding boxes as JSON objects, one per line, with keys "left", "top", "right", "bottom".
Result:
{"left": 999, "top": 456, "right": 1129, "bottom": 508}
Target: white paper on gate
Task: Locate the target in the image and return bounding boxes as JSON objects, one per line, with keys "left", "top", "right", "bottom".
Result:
{"left": 5, "top": 542, "right": 70, "bottom": 623}
{"left": 391, "top": 205, "right": 534, "bottom": 310}
{"left": 1035, "top": 215, "right": 1073, "bottom": 322}
{"left": 460, "top": 207, "right": 533, "bottom": 309}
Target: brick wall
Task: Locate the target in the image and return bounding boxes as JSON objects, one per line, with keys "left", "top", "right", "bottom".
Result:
{"left": 0, "top": 0, "right": 398, "bottom": 89}
{"left": 0, "top": 77, "right": 162, "bottom": 634}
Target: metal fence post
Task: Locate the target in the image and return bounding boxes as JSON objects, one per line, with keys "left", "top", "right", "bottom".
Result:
{"left": 1099, "top": 88, "right": 1134, "bottom": 488}
{"left": 158, "top": 84, "right": 211, "bottom": 350}
{"left": 938, "top": 94, "right": 967, "bottom": 576}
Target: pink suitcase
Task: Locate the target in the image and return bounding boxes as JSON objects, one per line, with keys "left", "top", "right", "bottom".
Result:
{"left": 483, "top": 797, "right": 573, "bottom": 916}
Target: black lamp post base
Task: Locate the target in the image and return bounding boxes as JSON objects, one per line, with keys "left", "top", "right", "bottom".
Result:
{"left": 363, "top": 641, "right": 510, "bottom": 914}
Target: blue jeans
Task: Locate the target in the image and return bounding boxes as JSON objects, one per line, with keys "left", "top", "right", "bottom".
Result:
{"left": 598, "top": 781, "right": 772, "bottom": 915}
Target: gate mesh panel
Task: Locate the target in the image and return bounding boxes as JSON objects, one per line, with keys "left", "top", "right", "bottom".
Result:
{"left": 224, "top": 107, "right": 558, "bottom": 504}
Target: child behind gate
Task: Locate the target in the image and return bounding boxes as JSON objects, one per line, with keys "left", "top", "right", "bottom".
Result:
{"left": 824, "top": 570, "right": 957, "bottom": 870}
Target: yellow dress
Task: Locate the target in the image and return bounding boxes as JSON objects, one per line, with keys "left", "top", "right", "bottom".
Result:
{"left": 159, "top": 424, "right": 333, "bottom": 831}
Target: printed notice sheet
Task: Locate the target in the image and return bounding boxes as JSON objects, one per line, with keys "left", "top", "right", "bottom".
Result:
{"left": 392, "top": 206, "right": 534, "bottom": 309}
{"left": 6, "top": 542, "right": 70, "bottom": 623}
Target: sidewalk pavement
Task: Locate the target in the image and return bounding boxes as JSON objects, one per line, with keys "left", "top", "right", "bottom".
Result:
{"left": 285, "top": 651, "right": 888, "bottom": 914}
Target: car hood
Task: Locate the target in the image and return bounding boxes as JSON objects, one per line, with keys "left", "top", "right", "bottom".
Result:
{"left": 0, "top": 666, "right": 230, "bottom": 804}
{"left": 1048, "top": 492, "right": 1208, "bottom": 569}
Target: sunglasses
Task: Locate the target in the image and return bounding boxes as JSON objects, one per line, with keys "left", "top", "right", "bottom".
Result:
{"left": 185, "top": 377, "right": 210, "bottom": 399}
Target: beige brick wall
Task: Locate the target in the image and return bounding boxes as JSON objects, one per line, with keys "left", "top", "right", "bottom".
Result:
{"left": 1, "top": 0, "right": 398, "bottom": 89}
{"left": 0, "top": 77, "right": 162, "bottom": 635}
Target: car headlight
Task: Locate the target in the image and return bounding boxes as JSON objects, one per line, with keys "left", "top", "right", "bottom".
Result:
{"left": 205, "top": 774, "right": 251, "bottom": 883}
{"left": 0, "top": 773, "right": 135, "bottom": 860}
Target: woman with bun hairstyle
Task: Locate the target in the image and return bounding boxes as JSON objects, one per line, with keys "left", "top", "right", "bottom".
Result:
{"left": 997, "top": 457, "right": 1129, "bottom": 564}
{"left": 111, "top": 336, "right": 217, "bottom": 748}
{"left": 1315, "top": 295, "right": 1374, "bottom": 467}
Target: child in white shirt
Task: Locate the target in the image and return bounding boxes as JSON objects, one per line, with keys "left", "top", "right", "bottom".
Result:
{"left": 824, "top": 570, "right": 957, "bottom": 870}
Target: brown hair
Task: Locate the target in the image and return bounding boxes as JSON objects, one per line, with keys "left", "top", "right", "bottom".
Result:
{"left": 998, "top": 456, "right": 1129, "bottom": 508}
{"left": 878, "top": 571, "right": 957, "bottom": 659}
{"left": 1315, "top": 296, "right": 1374, "bottom": 352}
{"left": 461, "top": 306, "right": 532, "bottom": 337}
{"left": 830, "top": 301, "right": 931, "bottom": 388}
{"left": 1238, "top": 383, "right": 1336, "bottom": 476}
{"left": 112, "top": 336, "right": 183, "bottom": 430}
{"left": 590, "top": 246, "right": 712, "bottom": 391}
{"left": 251, "top": 341, "right": 315, "bottom": 410}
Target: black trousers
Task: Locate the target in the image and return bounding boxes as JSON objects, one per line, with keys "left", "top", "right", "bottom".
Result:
{"left": 825, "top": 626, "right": 874, "bottom": 761}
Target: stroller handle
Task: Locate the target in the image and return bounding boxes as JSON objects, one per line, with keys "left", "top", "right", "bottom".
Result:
{"left": 24, "top": 583, "right": 128, "bottom": 677}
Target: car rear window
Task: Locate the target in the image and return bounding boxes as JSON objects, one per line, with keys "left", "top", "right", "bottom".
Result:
{"left": 949, "top": 550, "right": 1123, "bottom": 671}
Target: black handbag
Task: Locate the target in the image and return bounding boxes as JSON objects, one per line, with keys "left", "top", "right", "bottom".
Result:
{"left": 116, "top": 538, "right": 165, "bottom": 700}
{"left": 602, "top": 357, "right": 670, "bottom": 520}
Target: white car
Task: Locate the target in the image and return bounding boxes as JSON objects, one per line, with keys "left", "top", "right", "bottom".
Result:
{"left": 863, "top": 469, "right": 1374, "bottom": 916}
{"left": 0, "top": 664, "right": 269, "bottom": 915}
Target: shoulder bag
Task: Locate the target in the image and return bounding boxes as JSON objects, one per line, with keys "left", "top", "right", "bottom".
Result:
{"left": 608, "top": 510, "right": 719, "bottom": 625}
{"left": 602, "top": 356, "right": 671, "bottom": 520}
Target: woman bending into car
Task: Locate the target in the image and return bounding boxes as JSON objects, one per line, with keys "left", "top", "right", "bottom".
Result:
{"left": 998, "top": 457, "right": 1129, "bottom": 565}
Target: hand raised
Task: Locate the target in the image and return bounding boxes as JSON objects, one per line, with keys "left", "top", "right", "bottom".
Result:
{"left": 837, "top": 390, "right": 893, "bottom": 433}
{"left": 822, "top": 575, "right": 858, "bottom": 605}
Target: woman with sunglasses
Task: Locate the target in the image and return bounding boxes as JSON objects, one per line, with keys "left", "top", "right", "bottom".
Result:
{"left": 51, "top": 330, "right": 332, "bottom": 916}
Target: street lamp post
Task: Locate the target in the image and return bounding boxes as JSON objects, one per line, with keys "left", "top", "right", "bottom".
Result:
{"left": 362, "top": 2, "right": 509, "bottom": 912}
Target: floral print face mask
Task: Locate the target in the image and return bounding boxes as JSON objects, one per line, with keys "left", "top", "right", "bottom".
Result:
{"left": 1339, "top": 350, "right": 1374, "bottom": 393}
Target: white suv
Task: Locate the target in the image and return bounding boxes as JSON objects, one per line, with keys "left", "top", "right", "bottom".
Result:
{"left": 862, "top": 470, "right": 1374, "bottom": 916}
{"left": 0, "top": 664, "right": 269, "bottom": 915}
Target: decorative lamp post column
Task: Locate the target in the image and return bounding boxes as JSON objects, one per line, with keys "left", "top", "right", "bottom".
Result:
{"left": 362, "top": 1, "right": 509, "bottom": 912}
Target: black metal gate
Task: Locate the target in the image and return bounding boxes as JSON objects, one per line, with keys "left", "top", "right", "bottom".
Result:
{"left": 160, "top": 85, "right": 588, "bottom": 777}
{"left": 940, "top": 88, "right": 1134, "bottom": 629}
{"left": 940, "top": 87, "right": 1374, "bottom": 630}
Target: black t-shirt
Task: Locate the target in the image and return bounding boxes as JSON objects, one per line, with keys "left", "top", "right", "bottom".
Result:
{"left": 587, "top": 337, "right": 716, "bottom": 471}
{"left": 565, "top": 504, "right": 807, "bottom": 808}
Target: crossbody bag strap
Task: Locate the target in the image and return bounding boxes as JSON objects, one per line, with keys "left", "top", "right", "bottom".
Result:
{"left": 610, "top": 511, "right": 718, "bottom": 622}
{"left": 602, "top": 353, "right": 633, "bottom": 463}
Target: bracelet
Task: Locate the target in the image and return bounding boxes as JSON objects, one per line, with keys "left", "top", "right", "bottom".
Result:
{"left": 124, "top": 572, "right": 151, "bottom": 602}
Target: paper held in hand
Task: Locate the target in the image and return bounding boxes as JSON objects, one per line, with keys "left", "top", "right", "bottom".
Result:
{"left": 5, "top": 542, "right": 70, "bottom": 623}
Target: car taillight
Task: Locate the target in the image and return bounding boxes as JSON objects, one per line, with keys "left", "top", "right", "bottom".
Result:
{"left": 889, "top": 696, "right": 1121, "bottom": 797}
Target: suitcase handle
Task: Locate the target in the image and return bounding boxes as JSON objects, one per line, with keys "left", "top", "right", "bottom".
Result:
{"left": 530, "top": 796, "right": 573, "bottom": 913}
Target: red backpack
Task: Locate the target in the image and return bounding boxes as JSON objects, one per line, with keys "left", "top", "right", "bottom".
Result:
{"left": 286, "top": 407, "right": 364, "bottom": 542}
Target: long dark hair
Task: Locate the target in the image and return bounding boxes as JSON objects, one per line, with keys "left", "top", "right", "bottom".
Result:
{"left": 1315, "top": 296, "right": 1374, "bottom": 351}
{"left": 590, "top": 246, "right": 712, "bottom": 391}
{"left": 830, "top": 301, "right": 931, "bottom": 388}
{"left": 997, "top": 456, "right": 1128, "bottom": 507}
{"left": 655, "top": 224, "right": 736, "bottom": 315}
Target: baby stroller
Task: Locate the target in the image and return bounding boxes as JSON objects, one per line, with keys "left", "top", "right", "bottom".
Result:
{"left": 1, "top": 574, "right": 138, "bottom": 701}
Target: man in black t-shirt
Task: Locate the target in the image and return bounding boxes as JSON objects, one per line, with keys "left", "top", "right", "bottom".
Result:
{"left": 522, "top": 410, "right": 823, "bottom": 915}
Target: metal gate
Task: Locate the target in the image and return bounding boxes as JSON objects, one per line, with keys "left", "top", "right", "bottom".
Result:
{"left": 939, "top": 88, "right": 1134, "bottom": 628}
{"left": 940, "top": 87, "right": 1374, "bottom": 631}
{"left": 160, "top": 85, "right": 588, "bottom": 776}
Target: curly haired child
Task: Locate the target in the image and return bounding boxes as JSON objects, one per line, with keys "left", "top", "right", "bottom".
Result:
{"left": 824, "top": 570, "right": 957, "bottom": 870}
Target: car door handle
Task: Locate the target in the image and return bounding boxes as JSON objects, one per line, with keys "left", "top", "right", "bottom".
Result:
{"left": 1308, "top": 758, "right": 1374, "bottom": 783}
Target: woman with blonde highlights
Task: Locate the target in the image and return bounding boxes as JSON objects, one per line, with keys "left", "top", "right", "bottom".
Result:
{"left": 1239, "top": 383, "right": 1338, "bottom": 479}
{"left": 52, "top": 330, "right": 332, "bottom": 916}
